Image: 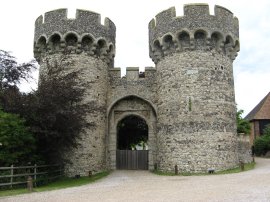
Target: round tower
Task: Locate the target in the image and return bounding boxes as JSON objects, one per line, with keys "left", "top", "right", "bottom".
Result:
{"left": 149, "top": 4, "right": 240, "bottom": 172}
{"left": 34, "top": 9, "right": 116, "bottom": 176}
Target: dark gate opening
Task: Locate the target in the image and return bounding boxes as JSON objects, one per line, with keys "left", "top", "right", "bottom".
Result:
{"left": 116, "top": 115, "right": 148, "bottom": 170}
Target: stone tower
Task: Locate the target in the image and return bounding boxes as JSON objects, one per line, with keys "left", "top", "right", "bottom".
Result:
{"left": 34, "top": 9, "right": 116, "bottom": 174}
{"left": 149, "top": 4, "right": 240, "bottom": 172}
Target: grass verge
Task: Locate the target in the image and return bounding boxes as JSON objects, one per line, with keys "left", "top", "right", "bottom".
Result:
{"left": 215, "top": 162, "right": 255, "bottom": 174}
{"left": 152, "top": 162, "right": 256, "bottom": 176}
{"left": 0, "top": 171, "right": 110, "bottom": 197}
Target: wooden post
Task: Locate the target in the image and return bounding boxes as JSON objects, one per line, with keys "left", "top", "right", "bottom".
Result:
{"left": 27, "top": 176, "right": 33, "bottom": 192}
{"left": 88, "top": 171, "right": 92, "bottom": 177}
{"left": 61, "top": 164, "right": 64, "bottom": 177}
{"left": 252, "top": 155, "right": 255, "bottom": 163}
{"left": 34, "top": 164, "right": 37, "bottom": 187}
{"left": 10, "top": 165, "right": 14, "bottom": 189}
{"left": 175, "top": 165, "right": 178, "bottom": 175}
{"left": 154, "top": 163, "right": 158, "bottom": 171}
{"left": 239, "top": 161, "right": 245, "bottom": 171}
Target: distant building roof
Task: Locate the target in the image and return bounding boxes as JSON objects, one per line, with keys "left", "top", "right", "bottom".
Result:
{"left": 245, "top": 92, "right": 270, "bottom": 121}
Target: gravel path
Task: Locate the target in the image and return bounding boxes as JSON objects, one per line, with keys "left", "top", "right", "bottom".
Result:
{"left": 1, "top": 158, "right": 270, "bottom": 202}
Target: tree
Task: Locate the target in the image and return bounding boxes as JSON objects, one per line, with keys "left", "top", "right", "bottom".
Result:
{"left": 0, "top": 49, "right": 91, "bottom": 164}
{"left": 0, "top": 49, "right": 37, "bottom": 114}
{"left": 236, "top": 109, "right": 251, "bottom": 134}
{"left": 254, "top": 124, "right": 270, "bottom": 156}
{"left": 29, "top": 52, "right": 97, "bottom": 164}
{"left": 0, "top": 49, "right": 36, "bottom": 91}
{"left": 33, "top": 70, "right": 88, "bottom": 163}
{"left": 1, "top": 49, "right": 90, "bottom": 165}
{"left": 0, "top": 109, "right": 36, "bottom": 166}
{"left": 0, "top": 50, "right": 37, "bottom": 166}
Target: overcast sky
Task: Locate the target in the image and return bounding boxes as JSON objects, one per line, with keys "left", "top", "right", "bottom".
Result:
{"left": 0, "top": 0, "right": 270, "bottom": 116}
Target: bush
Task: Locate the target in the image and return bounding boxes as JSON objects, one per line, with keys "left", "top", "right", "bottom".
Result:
{"left": 237, "top": 110, "right": 250, "bottom": 134}
{"left": 0, "top": 109, "right": 36, "bottom": 166}
{"left": 254, "top": 124, "right": 270, "bottom": 156}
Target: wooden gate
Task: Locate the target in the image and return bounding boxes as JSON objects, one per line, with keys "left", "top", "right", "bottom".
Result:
{"left": 116, "top": 150, "right": 148, "bottom": 170}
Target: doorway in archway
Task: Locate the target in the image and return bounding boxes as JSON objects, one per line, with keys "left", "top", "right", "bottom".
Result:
{"left": 116, "top": 115, "right": 149, "bottom": 170}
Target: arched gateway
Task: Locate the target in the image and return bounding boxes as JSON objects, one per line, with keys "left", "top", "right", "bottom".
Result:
{"left": 107, "top": 95, "right": 157, "bottom": 170}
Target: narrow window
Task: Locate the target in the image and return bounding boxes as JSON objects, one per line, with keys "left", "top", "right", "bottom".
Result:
{"left": 188, "top": 97, "right": 192, "bottom": 111}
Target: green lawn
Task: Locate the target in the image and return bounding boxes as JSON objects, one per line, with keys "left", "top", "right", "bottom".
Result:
{"left": 0, "top": 171, "right": 110, "bottom": 197}
{"left": 153, "top": 162, "right": 256, "bottom": 176}
{"left": 215, "top": 162, "right": 255, "bottom": 174}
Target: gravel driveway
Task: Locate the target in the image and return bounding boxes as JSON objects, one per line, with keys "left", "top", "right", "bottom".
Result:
{"left": 1, "top": 158, "right": 270, "bottom": 202}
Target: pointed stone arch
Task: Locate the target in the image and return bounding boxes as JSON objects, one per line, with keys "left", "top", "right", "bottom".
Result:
{"left": 107, "top": 95, "right": 157, "bottom": 170}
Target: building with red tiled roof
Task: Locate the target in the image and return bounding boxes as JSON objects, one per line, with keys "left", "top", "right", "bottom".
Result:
{"left": 245, "top": 92, "right": 270, "bottom": 144}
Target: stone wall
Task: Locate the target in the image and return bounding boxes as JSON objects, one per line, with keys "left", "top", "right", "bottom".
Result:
{"left": 237, "top": 134, "right": 252, "bottom": 163}
{"left": 108, "top": 67, "right": 156, "bottom": 106}
{"left": 63, "top": 55, "right": 109, "bottom": 176}
{"left": 155, "top": 51, "right": 239, "bottom": 172}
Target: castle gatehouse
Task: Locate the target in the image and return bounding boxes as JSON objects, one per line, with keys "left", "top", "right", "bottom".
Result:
{"left": 33, "top": 4, "right": 251, "bottom": 176}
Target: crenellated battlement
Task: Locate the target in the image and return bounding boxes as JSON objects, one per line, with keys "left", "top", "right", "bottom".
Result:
{"left": 35, "top": 9, "right": 115, "bottom": 41}
{"left": 108, "top": 67, "right": 156, "bottom": 105}
{"left": 34, "top": 9, "right": 116, "bottom": 65}
{"left": 149, "top": 4, "right": 238, "bottom": 35}
{"left": 109, "top": 67, "right": 156, "bottom": 82}
{"left": 149, "top": 4, "right": 239, "bottom": 63}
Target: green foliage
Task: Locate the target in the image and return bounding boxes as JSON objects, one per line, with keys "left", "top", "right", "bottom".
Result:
{"left": 117, "top": 115, "right": 148, "bottom": 150}
{"left": 0, "top": 49, "right": 37, "bottom": 116}
{"left": 0, "top": 50, "right": 38, "bottom": 165}
{"left": 33, "top": 70, "right": 89, "bottom": 163}
{"left": 237, "top": 109, "right": 251, "bottom": 134}
{"left": 1, "top": 49, "right": 89, "bottom": 164}
{"left": 254, "top": 124, "right": 270, "bottom": 156}
{"left": 263, "top": 124, "right": 270, "bottom": 136}
{"left": 0, "top": 109, "right": 36, "bottom": 166}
